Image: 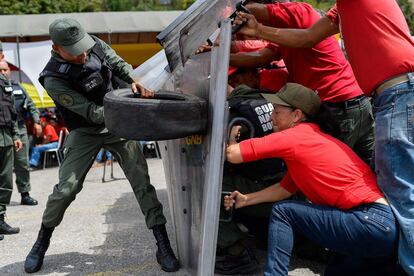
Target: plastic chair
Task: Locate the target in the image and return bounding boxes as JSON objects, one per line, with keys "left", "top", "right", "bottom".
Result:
{"left": 43, "top": 130, "right": 65, "bottom": 169}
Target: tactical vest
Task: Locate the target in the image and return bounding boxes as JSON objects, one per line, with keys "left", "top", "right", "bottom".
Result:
{"left": 39, "top": 37, "right": 113, "bottom": 131}
{"left": 11, "top": 81, "right": 28, "bottom": 123}
{"left": 0, "top": 78, "right": 17, "bottom": 129}
{"left": 227, "top": 85, "right": 286, "bottom": 182}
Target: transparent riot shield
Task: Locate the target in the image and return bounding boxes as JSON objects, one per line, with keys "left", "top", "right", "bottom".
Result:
{"left": 129, "top": 0, "right": 238, "bottom": 274}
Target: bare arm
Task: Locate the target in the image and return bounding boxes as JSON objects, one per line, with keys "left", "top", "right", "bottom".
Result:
{"left": 230, "top": 47, "right": 278, "bottom": 68}
{"left": 224, "top": 183, "right": 293, "bottom": 210}
{"left": 235, "top": 12, "right": 339, "bottom": 48}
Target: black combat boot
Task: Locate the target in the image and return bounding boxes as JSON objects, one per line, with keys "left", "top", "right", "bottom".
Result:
{"left": 21, "top": 192, "right": 38, "bottom": 206}
{"left": 24, "top": 224, "right": 55, "bottom": 273}
{"left": 152, "top": 224, "right": 180, "bottom": 272}
{"left": 0, "top": 214, "right": 20, "bottom": 234}
{"left": 215, "top": 247, "right": 258, "bottom": 275}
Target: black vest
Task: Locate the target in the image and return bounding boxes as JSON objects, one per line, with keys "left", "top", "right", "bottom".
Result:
{"left": 39, "top": 39, "right": 113, "bottom": 131}
{"left": 227, "top": 85, "right": 286, "bottom": 182}
{"left": 0, "top": 78, "right": 17, "bottom": 129}
{"left": 11, "top": 81, "right": 27, "bottom": 123}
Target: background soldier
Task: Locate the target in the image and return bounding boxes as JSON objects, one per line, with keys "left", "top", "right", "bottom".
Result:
{"left": 24, "top": 18, "right": 179, "bottom": 273}
{"left": 0, "top": 71, "right": 23, "bottom": 241}
{"left": 0, "top": 60, "right": 40, "bottom": 206}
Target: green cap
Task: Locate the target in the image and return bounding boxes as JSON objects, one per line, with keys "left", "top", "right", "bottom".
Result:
{"left": 49, "top": 18, "right": 95, "bottom": 56}
{"left": 262, "top": 83, "right": 321, "bottom": 115}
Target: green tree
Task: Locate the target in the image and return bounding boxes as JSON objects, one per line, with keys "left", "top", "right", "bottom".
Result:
{"left": 0, "top": 0, "right": 412, "bottom": 34}
{"left": 302, "top": 0, "right": 334, "bottom": 11}
{"left": 398, "top": 0, "right": 414, "bottom": 33}
{"left": 302, "top": 0, "right": 414, "bottom": 33}
{"left": 0, "top": 0, "right": 104, "bottom": 14}
{"left": 102, "top": 0, "right": 196, "bottom": 11}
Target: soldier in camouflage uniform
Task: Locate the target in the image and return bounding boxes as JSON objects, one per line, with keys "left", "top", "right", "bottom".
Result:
{"left": 24, "top": 18, "right": 179, "bottom": 273}
{"left": 0, "top": 59, "right": 40, "bottom": 206}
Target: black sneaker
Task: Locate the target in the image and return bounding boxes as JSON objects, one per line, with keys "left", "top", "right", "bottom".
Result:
{"left": 215, "top": 247, "right": 258, "bottom": 275}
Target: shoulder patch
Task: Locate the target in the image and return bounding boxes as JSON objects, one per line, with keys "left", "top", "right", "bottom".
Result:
{"left": 59, "top": 94, "right": 74, "bottom": 107}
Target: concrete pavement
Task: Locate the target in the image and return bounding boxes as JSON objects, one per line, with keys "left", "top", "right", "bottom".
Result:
{"left": 1, "top": 158, "right": 322, "bottom": 275}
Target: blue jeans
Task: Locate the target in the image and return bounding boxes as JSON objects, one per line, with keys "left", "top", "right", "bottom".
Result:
{"left": 29, "top": 142, "right": 58, "bottom": 167}
{"left": 95, "top": 148, "right": 112, "bottom": 162}
{"left": 373, "top": 75, "right": 414, "bottom": 275}
{"left": 265, "top": 200, "right": 398, "bottom": 276}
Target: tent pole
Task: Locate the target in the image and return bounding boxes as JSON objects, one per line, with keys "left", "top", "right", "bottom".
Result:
{"left": 107, "top": 32, "right": 112, "bottom": 45}
{"left": 16, "top": 36, "right": 22, "bottom": 82}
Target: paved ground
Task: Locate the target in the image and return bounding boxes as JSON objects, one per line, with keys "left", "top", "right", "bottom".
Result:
{"left": 1, "top": 157, "right": 323, "bottom": 276}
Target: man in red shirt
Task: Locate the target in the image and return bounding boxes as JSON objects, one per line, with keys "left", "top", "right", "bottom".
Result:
{"left": 230, "top": 40, "right": 289, "bottom": 93}
{"left": 226, "top": 83, "right": 397, "bottom": 275}
{"left": 28, "top": 116, "right": 59, "bottom": 168}
{"left": 231, "top": 2, "right": 374, "bottom": 165}
{"left": 228, "top": 66, "right": 288, "bottom": 94}
{"left": 234, "top": 1, "right": 414, "bottom": 273}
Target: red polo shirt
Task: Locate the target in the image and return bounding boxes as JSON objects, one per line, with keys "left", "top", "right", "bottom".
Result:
{"left": 265, "top": 2, "right": 363, "bottom": 102}
{"left": 239, "top": 123, "right": 383, "bottom": 209}
{"left": 326, "top": 1, "right": 414, "bottom": 93}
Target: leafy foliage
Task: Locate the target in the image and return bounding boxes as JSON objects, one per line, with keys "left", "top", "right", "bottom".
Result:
{"left": 0, "top": 0, "right": 105, "bottom": 14}
{"left": 1, "top": 0, "right": 413, "bottom": 34}
{"left": 0, "top": 0, "right": 196, "bottom": 14}
{"left": 301, "top": 0, "right": 335, "bottom": 11}
{"left": 301, "top": 0, "right": 414, "bottom": 33}
{"left": 398, "top": 0, "right": 414, "bottom": 33}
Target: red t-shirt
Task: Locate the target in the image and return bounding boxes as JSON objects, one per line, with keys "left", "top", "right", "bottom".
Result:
{"left": 259, "top": 67, "right": 288, "bottom": 92}
{"left": 326, "top": 2, "right": 414, "bottom": 94}
{"left": 43, "top": 124, "right": 59, "bottom": 143}
{"left": 266, "top": 3, "right": 362, "bottom": 102}
{"left": 239, "top": 123, "right": 383, "bottom": 209}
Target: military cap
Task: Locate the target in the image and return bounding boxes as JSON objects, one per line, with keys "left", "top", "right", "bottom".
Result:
{"left": 49, "top": 18, "right": 95, "bottom": 56}
{"left": 262, "top": 83, "right": 321, "bottom": 115}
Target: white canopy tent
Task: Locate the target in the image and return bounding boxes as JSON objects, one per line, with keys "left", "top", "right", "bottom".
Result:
{"left": 3, "top": 40, "right": 52, "bottom": 100}
{"left": 0, "top": 11, "right": 182, "bottom": 37}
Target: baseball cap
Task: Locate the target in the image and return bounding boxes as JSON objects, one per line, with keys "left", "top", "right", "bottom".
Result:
{"left": 49, "top": 18, "right": 95, "bottom": 56}
{"left": 261, "top": 83, "right": 321, "bottom": 115}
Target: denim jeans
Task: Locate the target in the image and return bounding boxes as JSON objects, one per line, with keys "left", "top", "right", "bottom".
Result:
{"left": 29, "top": 142, "right": 58, "bottom": 167}
{"left": 95, "top": 148, "right": 112, "bottom": 162}
{"left": 264, "top": 200, "right": 398, "bottom": 276}
{"left": 373, "top": 74, "right": 414, "bottom": 275}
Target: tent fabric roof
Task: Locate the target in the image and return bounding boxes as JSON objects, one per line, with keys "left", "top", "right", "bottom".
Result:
{"left": 0, "top": 11, "right": 183, "bottom": 37}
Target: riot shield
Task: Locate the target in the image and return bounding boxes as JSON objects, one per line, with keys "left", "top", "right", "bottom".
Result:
{"left": 126, "top": 0, "right": 238, "bottom": 274}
